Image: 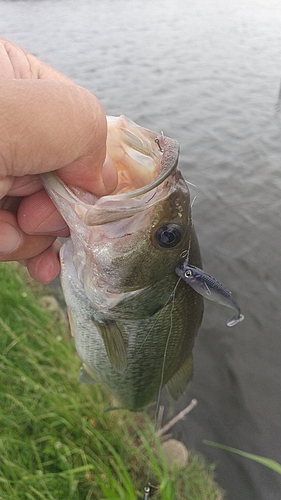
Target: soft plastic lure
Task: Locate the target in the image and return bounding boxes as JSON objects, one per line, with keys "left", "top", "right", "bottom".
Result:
{"left": 176, "top": 262, "right": 244, "bottom": 327}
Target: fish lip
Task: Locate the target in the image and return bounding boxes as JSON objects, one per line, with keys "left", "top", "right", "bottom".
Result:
{"left": 42, "top": 124, "right": 180, "bottom": 226}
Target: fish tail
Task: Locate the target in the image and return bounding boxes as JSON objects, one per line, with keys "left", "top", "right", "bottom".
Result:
{"left": 227, "top": 313, "right": 244, "bottom": 327}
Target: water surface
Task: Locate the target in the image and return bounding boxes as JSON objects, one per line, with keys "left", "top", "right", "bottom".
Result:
{"left": 1, "top": 1, "right": 281, "bottom": 498}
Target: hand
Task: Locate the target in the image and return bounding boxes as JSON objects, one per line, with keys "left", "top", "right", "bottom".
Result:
{"left": 0, "top": 37, "right": 117, "bottom": 283}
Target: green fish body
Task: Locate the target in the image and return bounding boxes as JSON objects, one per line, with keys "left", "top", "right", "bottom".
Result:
{"left": 42, "top": 116, "right": 203, "bottom": 410}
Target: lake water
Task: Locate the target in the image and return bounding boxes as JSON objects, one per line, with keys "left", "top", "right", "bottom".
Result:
{"left": 1, "top": 0, "right": 281, "bottom": 498}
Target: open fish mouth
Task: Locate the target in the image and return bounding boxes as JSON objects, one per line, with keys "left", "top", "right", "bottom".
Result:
{"left": 42, "top": 115, "right": 179, "bottom": 225}
{"left": 106, "top": 115, "right": 179, "bottom": 197}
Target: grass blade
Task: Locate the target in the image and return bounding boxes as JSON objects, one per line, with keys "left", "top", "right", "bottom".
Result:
{"left": 204, "top": 440, "right": 281, "bottom": 474}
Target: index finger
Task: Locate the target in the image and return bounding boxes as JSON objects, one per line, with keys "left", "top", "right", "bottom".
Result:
{"left": 0, "top": 38, "right": 117, "bottom": 196}
{"left": 0, "top": 36, "right": 73, "bottom": 82}
{"left": 0, "top": 79, "right": 117, "bottom": 196}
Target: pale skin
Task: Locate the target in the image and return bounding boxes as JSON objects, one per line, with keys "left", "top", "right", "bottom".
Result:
{"left": 0, "top": 37, "right": 118, "bottom": 283}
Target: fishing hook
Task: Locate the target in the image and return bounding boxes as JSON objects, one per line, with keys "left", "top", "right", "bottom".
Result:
{"left": 154, "top": 137, "right": 163, "bottom": 152}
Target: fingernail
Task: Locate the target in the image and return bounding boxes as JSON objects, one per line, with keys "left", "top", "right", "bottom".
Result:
{"left": 0, "top": 223, "right": 22, "bottom": 253}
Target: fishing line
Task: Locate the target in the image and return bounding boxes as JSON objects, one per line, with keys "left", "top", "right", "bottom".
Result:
{"left": 154, "top": 232, "right": 193, "bottom": 416}
{"left": 184, "top": 178, "right": 199, "bottom": 209}
{"left": 153, "top": 277, "right": 182, "bottom": 424}
{"left": 110, "top": 194, "right": 195, "bottom": 496}
{"left": 107, "top": 286, "right": 180, "bottom": 497}
{"left": 143, "top": 276, "right": 182, "bottom": 495}
{"left": 143, "top": 205, "right": 194, "bottom": 495}
{"left": 99, "top": 269, "right": 185, "bottom": 496}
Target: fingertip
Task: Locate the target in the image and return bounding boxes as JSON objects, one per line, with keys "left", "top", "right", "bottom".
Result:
{"left": 18, "top": 190, "right": 69, "bottom": 236}
{"left": 26, "top": 241, "right": 61, "bottom": 284}
{"left": 0, "top": 221, "right": 22, "bottom": 254}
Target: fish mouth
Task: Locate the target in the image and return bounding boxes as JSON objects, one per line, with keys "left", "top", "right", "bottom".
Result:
{"left": 42, "top": 115, "right": 179, "bottom": 226}
{"left": 106, "top": 116, "right": 179, "bottom": 199}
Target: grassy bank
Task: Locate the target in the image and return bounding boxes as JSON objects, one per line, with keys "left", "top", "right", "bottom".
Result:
{"left": 0, "top": 263, "right": 224, "bottom": 499}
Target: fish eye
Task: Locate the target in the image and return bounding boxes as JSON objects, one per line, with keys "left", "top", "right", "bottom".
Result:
{"left": 154, "top": 223, "right": 183, "bottom": 248}
{"left": 184, "top": 269, "right": 193, "bottom": 278}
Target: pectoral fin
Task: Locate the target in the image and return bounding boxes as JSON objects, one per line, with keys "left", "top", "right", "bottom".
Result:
{"left": 92, "top": 318, "right": 127, "bottom": 372}
{"left": 166, "top": 355, "right": 193, "bottom": 400}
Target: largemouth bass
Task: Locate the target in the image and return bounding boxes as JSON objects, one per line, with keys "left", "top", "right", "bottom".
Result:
{"left": 42, "top": 115, "right": 203, "bottom": 410}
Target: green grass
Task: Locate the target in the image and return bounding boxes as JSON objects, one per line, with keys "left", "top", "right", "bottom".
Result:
{"left": 0, "top": 263, "right": 224, "bottom": 499}
{"left": 204, "top": 441, "right": 281, "bottom": 475}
